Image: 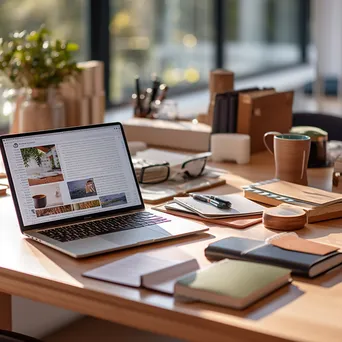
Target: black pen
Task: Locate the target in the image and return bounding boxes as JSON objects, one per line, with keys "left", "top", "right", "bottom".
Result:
{"left": 189, "top": 193, "right": 229, "bottom": 209}
{"left": 147, "top": 75, "right": 160, "bottom": 113}
{"left": 144, "top": 88, "right": 153, "bottom": 115}
{"left": 135, "top": 76, "right": 142, "bottom": 114}
{"left": 205, "top": 195, "right": 231, "bottom": 208}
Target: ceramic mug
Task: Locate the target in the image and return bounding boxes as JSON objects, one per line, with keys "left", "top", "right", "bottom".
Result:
{"left": 32, "top": 194, "right": 47, "bottom": 208}
{"left": 264, "top": 132, "right": 311, "bottom": 185}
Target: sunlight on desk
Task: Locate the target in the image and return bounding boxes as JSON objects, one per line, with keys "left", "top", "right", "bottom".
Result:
{"left": 0, "top": 152, "right": 340, "bottom": 342}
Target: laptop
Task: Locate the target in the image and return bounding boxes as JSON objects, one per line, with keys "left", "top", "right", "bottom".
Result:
{"left": 0, "top": 123, "right": 208, "bottom": 258}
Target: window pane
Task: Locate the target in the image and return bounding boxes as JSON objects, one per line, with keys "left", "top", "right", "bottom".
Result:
{"left": 0, "top": 0, "right": 87, "bottom": 61}
{"left": 110, "top": 0, "right": 214, "bottom": 103}
{"left": 225, "top": 0, "right": 301, "bottom": 75}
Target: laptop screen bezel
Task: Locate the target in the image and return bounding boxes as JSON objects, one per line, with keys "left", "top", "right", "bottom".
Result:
{"left": 0, "top": 122, "right": 145, "bottom": 232}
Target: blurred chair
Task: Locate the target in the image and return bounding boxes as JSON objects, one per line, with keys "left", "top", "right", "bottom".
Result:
{"left": 292, "top": 112, "right": 342, "bottom": 141}
{"left": 0, "top": 330, "right": 41, "bottom": 342}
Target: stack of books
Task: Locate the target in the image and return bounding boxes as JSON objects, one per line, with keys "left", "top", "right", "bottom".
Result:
{"left": 84, "top": 247, "right": 293, "bottom": 310}
{"left": 243, "top": 179, "right": 342, "bottom": 223}
{"left": 60, "top": 60, "right": 105, "bottom": 127}
{"left": 154, "top": 194, "right": 264, "bottom": 228}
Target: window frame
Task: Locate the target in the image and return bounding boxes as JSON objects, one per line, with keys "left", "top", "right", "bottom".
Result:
{"left": 90, "top": 0, "right": 310, "bottom": 108}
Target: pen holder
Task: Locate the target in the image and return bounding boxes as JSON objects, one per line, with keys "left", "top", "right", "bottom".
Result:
{"left": 132, "top": 93, "right": 147, "bottom": 118}
{"left": 132, "top": 96, "right": 178, "bottom": 121}
{"left": 132, "top": 83, "right": 169, "bottom": 119}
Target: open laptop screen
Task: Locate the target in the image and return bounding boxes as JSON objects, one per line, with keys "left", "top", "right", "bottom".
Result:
{"left": 1, "top": 124, "right": 143, "bottom": 230}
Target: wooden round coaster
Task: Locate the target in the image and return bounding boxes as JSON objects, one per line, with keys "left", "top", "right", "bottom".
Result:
{"left": 263, "top": 204, "right": 307, "bottom": 231}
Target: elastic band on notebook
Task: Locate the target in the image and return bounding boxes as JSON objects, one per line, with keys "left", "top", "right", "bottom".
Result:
{"left": 242, "top": 233, "right": 298, "bottom": 255}
{"left": 241, "top": 243, "right": 267, "bottom": 255}
{"left": 265, "top": 232, "right": 298, "bottom": 244}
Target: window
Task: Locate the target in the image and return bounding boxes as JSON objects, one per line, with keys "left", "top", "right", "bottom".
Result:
{"left": 0, "top": 0, "right": 87, "bottom": 131}
{"left": 0, "top": 0, "right": 87, "bottom": 61}
{"left": 0, "top": 0, "right": 310, "bottom": 110}
{"left": 224, "top": 0, "right": 302, "bottom": 75}
{"left": 110, "top": 0, "right": 214, "bottom": 103}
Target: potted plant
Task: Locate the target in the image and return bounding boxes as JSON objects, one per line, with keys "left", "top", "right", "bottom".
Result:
{"left": 0, "top": 25, "right": 80, "bottom": 132}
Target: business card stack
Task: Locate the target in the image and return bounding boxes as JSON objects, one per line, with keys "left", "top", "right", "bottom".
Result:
{"left": 60, "top": 60, "right": 105, "bottom": 127}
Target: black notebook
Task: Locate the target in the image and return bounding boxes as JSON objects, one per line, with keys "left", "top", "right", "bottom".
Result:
{"left": 212, "top": 87, "right": 260, "bottom": 134}
{"left": 205, "top": 237, "right": 342, "bottom": 278}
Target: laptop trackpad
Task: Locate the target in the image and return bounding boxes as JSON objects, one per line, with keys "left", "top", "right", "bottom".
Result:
{"left": 101, "top": 226, "right": 170, "bottom": 246}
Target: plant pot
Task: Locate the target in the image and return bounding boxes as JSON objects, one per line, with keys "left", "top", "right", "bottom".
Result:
{"left": 18, "top": 88, "right": 65, "bottom": 133}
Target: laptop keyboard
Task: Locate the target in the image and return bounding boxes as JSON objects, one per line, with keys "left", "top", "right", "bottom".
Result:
{"left": 39, "top": 212, "right": 170, "bottom": 243}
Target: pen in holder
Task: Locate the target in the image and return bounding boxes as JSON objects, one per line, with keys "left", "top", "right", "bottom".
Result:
{"left": 132, "top": 75, "right": 169, "bottom": 119}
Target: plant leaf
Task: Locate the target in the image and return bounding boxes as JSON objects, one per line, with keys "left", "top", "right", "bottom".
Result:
{"left": 38, "top": 25, "right": 50, "bottom": 37}
{"left": 66, "top": 42, "right": 79, "bottom": 52}
{"left": 1, "top": 26, "right": 80, "bottom": 88}
{"left": 27, "top": 31, "right": 39, "bottom": 42}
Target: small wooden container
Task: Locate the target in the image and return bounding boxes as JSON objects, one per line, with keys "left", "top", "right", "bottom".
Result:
{"left": 206, "top": 69, "right": 234, "bottom": 126}
{"left": 263, "top": 204, "right": 307, "bottom": 231}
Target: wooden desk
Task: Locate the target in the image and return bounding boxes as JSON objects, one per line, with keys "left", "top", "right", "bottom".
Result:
{"left": 0, "top": 152, "right": 341, "bottom": 342}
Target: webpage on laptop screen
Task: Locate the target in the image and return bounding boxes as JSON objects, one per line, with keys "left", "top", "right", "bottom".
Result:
{"left": 2, "top": 126, "right": 142, "bottom": 227}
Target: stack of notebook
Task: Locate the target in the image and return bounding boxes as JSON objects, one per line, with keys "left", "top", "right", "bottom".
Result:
{"left": 205, "top": 236, "right": 342, "bottom": 278}
{"left": 242, "top": 179, "right": 342, "bottom": 223}
{"left": 173, "top": 195, "right": 264, "bottom": 218}
{"left": 84, "top": 247, "right": 293, "bottom": 310}
{"left": 154, "top": 194, "right": 264, "bottom": 228}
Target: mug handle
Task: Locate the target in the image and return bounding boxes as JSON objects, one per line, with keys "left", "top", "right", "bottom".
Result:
{"left": 263, "top": 131, "right": 281, "bottom": 155}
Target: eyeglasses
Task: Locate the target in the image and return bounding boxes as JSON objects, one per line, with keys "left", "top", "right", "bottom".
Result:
{"left": 133, "top": 154, "right": 209, "bottom": 184}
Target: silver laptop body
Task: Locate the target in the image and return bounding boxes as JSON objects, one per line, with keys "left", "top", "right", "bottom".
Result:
{"left": 0, "top": 123, "right": 207, "bottom": 258}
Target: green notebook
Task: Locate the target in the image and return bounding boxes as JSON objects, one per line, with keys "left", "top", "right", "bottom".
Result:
{"left": 174, "top": 259, "right": 291, "bottom": 310}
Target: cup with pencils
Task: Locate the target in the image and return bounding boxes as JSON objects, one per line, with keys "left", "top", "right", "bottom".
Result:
{"left": 132, "top": 74, "right": 172, "bottom": 119}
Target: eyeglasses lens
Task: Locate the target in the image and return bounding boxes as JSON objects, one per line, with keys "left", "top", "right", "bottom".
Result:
{"left": 183, "top": 158, "right": 207, "bottom": 177}
{"left": 141, "top": 165, "right": 169, "bottom": 184}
